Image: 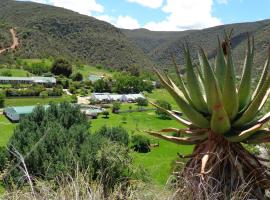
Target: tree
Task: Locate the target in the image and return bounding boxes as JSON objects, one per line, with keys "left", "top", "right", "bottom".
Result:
{"left": 2, "top": 102, "right": 95, "bottom": 185}
{"left": 0, "top": 92, "right": 5, "bottom": 108}
{"left": 1, "top": 70, "right": 12, "bottom": 76}
{"left": 96, "top": 126, "right": 129, "bottom": 146}
{"left": 71, "top": 72, "right": 83, "bottom": 81}
{"left": 148, "top": 36, "right": 270, "bottom": 198}
{"left": 102, "top": 110, "right": 109, "bottom": 118}
{"left": 39, "top": 91, "right": 48, "bottom": 99}
{"left": 51, "top": 58, "right": 72, "bottom": 77}
{"left": 136, "top": 98, "right": 148, "bottom": 107}
{"left": 93, "top": 79, "right": 111, "bottom": 93}
{"left": 131, "top": 135, "right": 150, "bottom": 153}
{"left": 112, "top": 102, "right": 121, "bottom": 113}
{"left": 155, "top": 100, "right": 171, "bottom": 119}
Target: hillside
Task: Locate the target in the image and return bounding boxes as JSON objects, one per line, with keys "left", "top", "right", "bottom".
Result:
{"left": 0, "top": 0, "right": 153, "bottom": 72}
{"left": 123, "top": 20, "right": 270, "bottom": 73}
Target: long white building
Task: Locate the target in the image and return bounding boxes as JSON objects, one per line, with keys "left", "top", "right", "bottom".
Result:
{"left": 91, "top": 93, "right": 145, "bottom": 103}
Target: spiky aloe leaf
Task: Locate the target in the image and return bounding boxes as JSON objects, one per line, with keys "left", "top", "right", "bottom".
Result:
{"left": 158, "top": 128, "right": 207, "bottom": 136}
{"left": 199, "top": 49, "right": 231, "bottom": 134}
{"left": 243, "top": 129, "right": 270, "bottom": 144}
{"left": 226, "top": 123, "right": 263, "bottom": 142}
{"left": 238, "top": 36, "right": 255, "bottom": 110}
{"left": 184, "top": 48, "right": 208, "bottom": 113}
{"left": 149, "top": 101, "right": 196, "bottom": 128}
{"left": 172, "top": 55, "right": 194, "bottom": 105}
{"left": 222, "top": 39, "right": 239, "bottom": 120}
{"left": 233, "top": 74, "right": 270, "bottom": 127}
{"left": 252, "top": 47, "right": 270, "bottom": 100}
{"left": 154, "top": 69, "right": 210, "bottom": 128}
{"left": 146, "top": 130, "right": 208, "bottom": 145}
{"left": 215, "top": 37, "right": 227, "bottom": 89}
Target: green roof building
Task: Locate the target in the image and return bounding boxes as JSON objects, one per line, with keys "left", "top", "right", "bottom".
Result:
{"left": 4, "top": 105, "right": 49, "bottom": 122}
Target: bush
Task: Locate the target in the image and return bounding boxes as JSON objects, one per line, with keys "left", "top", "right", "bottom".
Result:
{"left": 1, "top": 70, "right": 12, "bottom": 76}
{"left": 102, "top": 110, "right": 109, "bottom": 118}
{"left": 2, "top": 103, "right": 97, "bottom": 185}
{"left": 71, "top": 72, "right": 83, "bottom": 81}
{"left": 136, "top": 98, "right": 148, "bottom": 107}
{"left": 131, "top": 135, "right": 151, "bottom": 153}
{"left": 155, "top": 100, "right": 172, "bottom": 119}
{"left": 96, "top": 140, "right": 132, "bottom": 194}
{"left": 0, "top": 147, "right": 7, "bottom": 171}
{"left": 0, "top": 92, "right": 5, "bottom": 108}
{"left": 51, "top": 58, "right": 72, "bottom": 77}
{"left": 96, "top": 126, "right": 129, "bottom": 146}
{"left": 71, "top": 94, "right": 77, "bottom": 103}
{"left": 39, "top": 91, "right": 48, "bottom": 98}
{"left": 112, "top": 102, "right": 121, "bottom": 113}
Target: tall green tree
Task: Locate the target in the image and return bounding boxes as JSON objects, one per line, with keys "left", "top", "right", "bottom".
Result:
{"left": 51, "top": 58, "right": 72, "bottom": 77}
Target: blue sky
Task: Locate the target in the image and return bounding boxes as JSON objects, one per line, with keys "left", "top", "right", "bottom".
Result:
{"left": 22, "top": 0, "right": 270, "bottom": 31}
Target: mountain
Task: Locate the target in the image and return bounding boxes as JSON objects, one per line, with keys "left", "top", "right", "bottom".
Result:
{"left": 123, "top": 20, "right": 270, "bottom": 73}
{"left": 0, "top": 0, "right": 153, "bottom": 72}
{"left": 1, "top": 0, "right": 270, "bottom": 74}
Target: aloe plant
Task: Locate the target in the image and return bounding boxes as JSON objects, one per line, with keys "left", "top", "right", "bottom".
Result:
{"left": 148, "top": 35, "right": 270, "bottom": 199}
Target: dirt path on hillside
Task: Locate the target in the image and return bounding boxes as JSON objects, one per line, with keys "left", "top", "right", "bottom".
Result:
{"left": 0, "top": 28, "right": 19, "bottom": 54}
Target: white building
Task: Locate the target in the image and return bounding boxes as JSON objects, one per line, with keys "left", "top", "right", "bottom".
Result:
{"left": 91, "top": 93, "right": 145, "bottom": 103}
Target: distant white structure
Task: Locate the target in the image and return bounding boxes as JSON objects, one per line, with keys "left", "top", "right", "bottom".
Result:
{"left": 91, "top": 93, "right": 145, "bottom": 103}
{"left": 0, "top": 76, "right": 56, "bottom": 85}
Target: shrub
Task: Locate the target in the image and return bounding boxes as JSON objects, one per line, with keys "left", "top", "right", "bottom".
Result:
{"left": 112, "top": 102, "right": 121, "bottom": 113}
{"left": 96, "top": 126, "right": 129, "bottom": 146}
{"left": 136, "top": 98, "right": 148, "bottom": 107}
{"left": 102, "top": 110, "right": 109, "bottom": 118}
{"left": 1, "top": 70, "right": 12, "bottom": 76}
{"left": 0, "top": 92, "right": 5, "bottom": 108}
{"left": 0, "top": 147, "right": 7, "bottom": 171}
{"left": 71, "top": 72, "right": 83, "bottom": 81}
{"left": 155, "top": 100, "right": 172, "bottom": 119}
{"left": 39, "top": 91, "right": 48, "bottom": 98}
{"left": 131, "top": 135, "right": 151, "bottom": 153}
{"left": 71, "top": 94, "right": 77, "bottom": 103}
{"left": 2, "top": 103, "right": 96, "bottom": 185}
{"left": 51, "top": 58, "right": 72, "bottom": 77}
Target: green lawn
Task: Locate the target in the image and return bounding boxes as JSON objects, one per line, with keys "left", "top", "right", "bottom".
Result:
{"left": 91, "top": 110, "right": 193, "bottom": 185}
{"left": 0, "top": 68, "right": 30, "bottom": 77}
{"left": 0, "top": 90, "right": 192, "bottom": 186}
{"left": 146, "top": 89, "right": 179, "bottom": 109}
{"left": 0, "top": 115, "right": 16, "bottom": 147}
{"left": 5, "top": 95, "right": 72, "bottom": 107}
{"left": 75, "top": 65, "right": 112, "bottom": 80}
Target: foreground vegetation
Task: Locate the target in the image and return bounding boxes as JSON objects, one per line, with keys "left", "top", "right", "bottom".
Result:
{"left": 149, "top": 34, "right": 270, "bottom": 199}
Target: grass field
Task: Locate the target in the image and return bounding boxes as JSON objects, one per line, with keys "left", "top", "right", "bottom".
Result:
{"left": 75, "top": 65, "right": 112, "bottom": 80}
{"left": 0, "top": 68, "right": 30, "bottom": 77}
{"left": 0, "top": 90, "right": 191, "bottom": 185}
{"left": 0, "top": 115, "right": 16, "bottom": 147}
{"left": 5, "top": 95, "right": 72, "bottom": 107}
{"left": 91, "top": 107, "right": 192, "bottom": 185}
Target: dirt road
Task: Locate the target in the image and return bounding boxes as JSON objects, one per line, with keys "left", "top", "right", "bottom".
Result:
{"left": 0, "top": 28, "right": 19, "bottom": 54}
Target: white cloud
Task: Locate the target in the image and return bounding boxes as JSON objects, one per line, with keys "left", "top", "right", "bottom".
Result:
{"left": 216, "top": 0, "right": 228, "bottom": 4}
{"left": 116, "top": 15, "right": 140, "bottom": 29}
{"left": 27, "top": 0, "right": 104, "bottom": 15}
{"left": 96, "top": 15, "right": 140, "bottom": 29}
{"left": 144, "top": 0, "right": 222, "bottom": 31}
{"left": 126, "top": 0, "right": 164, "bottom": 9}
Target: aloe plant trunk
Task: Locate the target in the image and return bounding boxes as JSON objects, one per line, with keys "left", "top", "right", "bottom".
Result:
{"left": 148, "top": 34, "right": 270, "bottom": 199}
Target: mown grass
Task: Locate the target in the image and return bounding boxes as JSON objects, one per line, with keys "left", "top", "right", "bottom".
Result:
{"left": 0, "top": 68, "right": 30, "bottom": 77}
{"left": 5, "top": 95, "right": 72, "bottom": 107}
{"left": 0, "top": 90, "right": 191, "bottom": 185}
{"left": 0, "top": 115, "right": 16, "bottom": 147}
{"left": 74, "top": 65, "right": 112, "bottom": 80}
{"left": 91, "top": 108, "right": 192, "bottom": 185}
